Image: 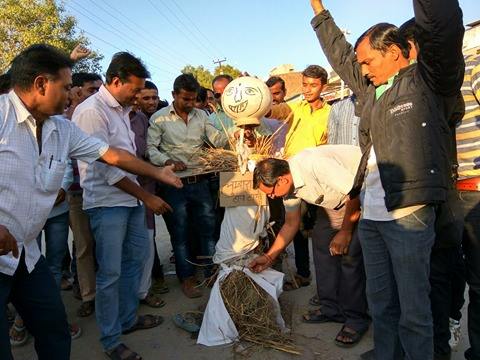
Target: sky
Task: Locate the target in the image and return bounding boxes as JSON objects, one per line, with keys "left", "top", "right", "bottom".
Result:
{"left": 65, "top": 0, "right": 480, "bottom": 99}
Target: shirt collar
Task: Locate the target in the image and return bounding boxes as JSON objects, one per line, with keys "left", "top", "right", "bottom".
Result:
{"left": 98, "top": 85, "right": 125, "bottom": 110}
{"left": 288, "top": 158, "right": 305, "bottom": 193}
{"left": 8, "top": 90, "right": 34, "bottom": 124}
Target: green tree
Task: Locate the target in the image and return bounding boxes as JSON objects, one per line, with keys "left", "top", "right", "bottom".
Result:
{"left": 0, "top": 0, "right": 103, "bottom": 74}
{"left": 214, "top": 64, "right": 242, "bottom": 79}
{"left": 181, "top": 64, "right": 213, "bottom": 89}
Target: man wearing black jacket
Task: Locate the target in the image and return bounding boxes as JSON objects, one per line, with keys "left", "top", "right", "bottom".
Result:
{"left": 309, "top": 0, "right": 464, "bottom": 359}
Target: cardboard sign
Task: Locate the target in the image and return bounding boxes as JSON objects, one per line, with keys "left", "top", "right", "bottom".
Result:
{"left": 219, "top": 172, "right": 267, "bottom": 207}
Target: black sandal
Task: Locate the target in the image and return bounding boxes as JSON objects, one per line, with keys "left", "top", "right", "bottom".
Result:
{"left": 106, "top": 343, "right": 141, "bottom": 360}
{"left": 334, "top": 325, "right": 366, "bottom": 348}
{"left": 302, "top": 309, "right": 334, "bottom": 324}
{"left": 122, "top": 315, "right": 163, "bottom": 335}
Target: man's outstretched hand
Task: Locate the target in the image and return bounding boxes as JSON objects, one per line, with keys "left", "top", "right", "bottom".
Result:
{"left": 157, "top": 164, "right": 183, "bottom": 188}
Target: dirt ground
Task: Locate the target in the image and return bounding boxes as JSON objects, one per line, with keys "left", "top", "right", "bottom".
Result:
{"left": 12, "top": 216, "right": 471, "bottom": 360}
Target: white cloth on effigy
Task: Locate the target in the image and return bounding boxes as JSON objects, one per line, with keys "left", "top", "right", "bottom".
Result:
{"left": 197, "top": 205, "right": 286, "bottom": 347}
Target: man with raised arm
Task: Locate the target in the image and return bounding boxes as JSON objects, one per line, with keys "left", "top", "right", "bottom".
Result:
{"left": 306, "top": 0, "right": 464, "bottom": 358}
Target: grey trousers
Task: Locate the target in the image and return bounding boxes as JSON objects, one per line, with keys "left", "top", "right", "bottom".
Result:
{"left": 312, "top": 207, "right": 370, "bottom": 332}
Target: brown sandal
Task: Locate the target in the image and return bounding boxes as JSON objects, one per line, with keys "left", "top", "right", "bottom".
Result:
{"left": 122, "top": 314, "right": 164, "bottom": 335}
{"left": 283, "top": 274, "right": 311, "bottom": 291}
{"left": 77, "top": 300, "right": 95, "bottom": 317}
{"left": 106, "top": 343, "right": 141, "bottom": 360}
{"left": 140, "top": 292, "right": 166, "bottom": 308}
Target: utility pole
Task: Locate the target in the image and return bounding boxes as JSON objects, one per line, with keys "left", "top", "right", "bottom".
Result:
{"left": 213, "top": 58, "right": 227, "bottom": 72}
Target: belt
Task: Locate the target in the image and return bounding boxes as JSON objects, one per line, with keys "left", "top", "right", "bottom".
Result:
{"left": 181, "top": 173, "right": 213, "bottom": 185}
{"left": 456, "top": 177, "right": 480, "bottom": 191}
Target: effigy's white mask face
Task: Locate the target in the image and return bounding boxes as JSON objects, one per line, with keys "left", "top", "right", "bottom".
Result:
{"left": 221, "top": 77, "right": 272, "bottom": 124}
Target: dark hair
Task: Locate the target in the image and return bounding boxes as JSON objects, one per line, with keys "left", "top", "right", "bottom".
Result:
{"left": 354, "top": 23, "right": 410, "bottom": 59}
{"left": 173, "top": 73, "right": 200, "bottom": 94}
{"left": 302, "top": 65, "right": 328, "bottom": 84}
{"left": 196, "top": 86, "right": 208, "bottom": 102}
{"left": 144, "top": 80, "right": 158, "bottom": 91}
{"left": 211, "top": 74, "right": 233, "bottom": 87}
{"left": 105, "top": 52, "right": 150, "bottom": 84}
{"left": 9, "top": 44, "right": 74, "bottom": 90}
{"left": 72, "top": 72, "right": 102, "bottom": 87}
{"left": 266, "top": 76, "right": 286, "bottom": 91}
{"left": 158, "top": 99, "right": 169, "bottom": 110}
{"left": 0, "top": 73, "right": 11, "bottom": 94}
{"left": 253, "top": 158, "right": 291, "bottom": 189}
{"left": 399, "top": 18, "right": 417, "bottom": 45}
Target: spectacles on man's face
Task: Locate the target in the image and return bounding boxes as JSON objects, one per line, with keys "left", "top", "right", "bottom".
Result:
{"left": 214, "top": 92, "right": 222, "bottom": 99}
{"left": 268, "top": 182, "right": 278, "bottom": 198}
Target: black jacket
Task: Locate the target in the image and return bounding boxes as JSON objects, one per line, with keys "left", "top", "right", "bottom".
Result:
{"left": 311, "top": 0, "right": 464, "bottom": 211}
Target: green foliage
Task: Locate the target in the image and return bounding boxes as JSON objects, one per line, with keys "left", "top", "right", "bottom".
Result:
{"left": 181, "top": 64, "right": 213, "bottom": 89}
{"left": 181, "top": 63, "right": 243, "bottom": 89}
{"left": 0, "top": 0, "right": 103, "bottom": 74}
{"left": 214, "top": 64, "right": 242, "bottom": 79}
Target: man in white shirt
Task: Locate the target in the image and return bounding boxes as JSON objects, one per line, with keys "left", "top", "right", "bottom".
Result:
{"left": 249, "top": 145, "right": 369, "bottom": 346}
{"left": 0, "top": 45, "right": 181, "bottom": 360}
{"left": 73, "top": 52, "right": 181, "bottom": 359}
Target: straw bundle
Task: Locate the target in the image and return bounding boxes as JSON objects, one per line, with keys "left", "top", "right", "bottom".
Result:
{"left": 219, "top": 270, "right": 299, "bottom": 355}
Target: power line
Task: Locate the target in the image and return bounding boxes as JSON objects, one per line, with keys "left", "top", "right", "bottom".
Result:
{"left": 69, "top": 0, "right": 179, "bottom": 70}
{"left": 67, "top": 0, "right": 179, "bottom": 75}
{"left": 145, "top": 0, "right": 214, "bottom": 61}
{"left": 93, "top": 0, "right": 190, "bottom": 64}
{"left": 156, "top": 0, "right": 216, "bottom": 58}
{"left": 168, "top": 0, "right": 224, "bottom": 57}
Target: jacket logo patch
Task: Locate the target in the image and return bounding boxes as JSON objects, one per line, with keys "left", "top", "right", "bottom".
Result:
{"left": 389, "top": 102, "right": 413, "bottom": 117}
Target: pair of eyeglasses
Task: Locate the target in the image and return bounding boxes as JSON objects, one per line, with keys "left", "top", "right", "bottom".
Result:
{"left": 214, "top": 92, "right": 222, "bottom": 99}
{"left": 268, "top": 182, "right": 278, "bottom": 198}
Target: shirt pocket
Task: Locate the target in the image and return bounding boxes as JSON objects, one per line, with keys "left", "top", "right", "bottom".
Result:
{"left": 36, "top": 158, "right": 67, "bottom": 193}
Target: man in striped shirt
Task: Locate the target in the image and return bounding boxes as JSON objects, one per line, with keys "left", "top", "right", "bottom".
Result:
{"left": 456, "top": 51, "right": 480, "bottom": 360}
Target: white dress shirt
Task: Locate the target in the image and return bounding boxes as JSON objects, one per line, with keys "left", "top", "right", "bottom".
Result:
{"left": 73, "top": 85, "right": 139, "bottom": 209}
{"left": 0, "top": 91, "right": 108, "bottom": 275}
{"left": 283, "top": 145, "right": 361, "bottom": 211}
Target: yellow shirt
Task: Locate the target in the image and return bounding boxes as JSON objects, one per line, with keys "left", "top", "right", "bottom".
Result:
{"left": 270, "top": 100, "right": 330, "bottom": 158}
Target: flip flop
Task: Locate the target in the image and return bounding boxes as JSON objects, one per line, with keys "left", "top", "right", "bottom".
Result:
{"left": 302, "top": 309, "right": 337, "bottom": 324}
{"left": 334, "top": 325, "right": 366, "bottom": 348}
{"left": 106, "top": 343, "right": 142, "bottom": 360}
{"left": 172, "top": 312, "right": 203, "bottom": 333}
{"left": 9, "top": 323, "right": 29, "bottom": 347}
{"left": 122, "top": 314, "right": 164, "bottom": 335}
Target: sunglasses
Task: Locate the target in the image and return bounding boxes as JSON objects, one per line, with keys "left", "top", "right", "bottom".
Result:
{"left": 214, "top": 92, "right": 222, "bottom": 99}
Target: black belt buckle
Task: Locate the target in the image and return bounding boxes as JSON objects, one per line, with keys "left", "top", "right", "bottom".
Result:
{"left": 184, "top": 175, "right": 197, "bottom": 185}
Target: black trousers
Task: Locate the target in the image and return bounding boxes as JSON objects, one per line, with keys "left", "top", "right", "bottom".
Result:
{"left": 293, "top": 202, "right": 316, "bottom": 279}
{"left": 0, "top": 253, "right": 70, "bottom": 360}
{"left": 311, "top": 207, "right": 369, "bottom": 332}
{"left": 430, "top": 245, "right": 466, "bottom": 357}
{"left": 459, "top": 191, "right": 480, "bottom": 360}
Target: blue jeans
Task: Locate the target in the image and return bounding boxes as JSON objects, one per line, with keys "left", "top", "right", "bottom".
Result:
{"left": 161, "top": 179, "right": 216, "bottom": 280}
{"left": 358, "top": 206, "right": 435, "bottom": 360}
{"left": 86, "top": 205, "right": 148, "bottom": 351}
{"left": 0, "top": 254, "right": 70, "bottom": 360}
{"left": 36, "top": 211, "right": 70, "bottom": 289}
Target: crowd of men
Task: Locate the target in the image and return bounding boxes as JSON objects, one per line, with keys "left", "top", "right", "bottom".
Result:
{"left": 0, "top": 0, "right": 479, "bottom": 359}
